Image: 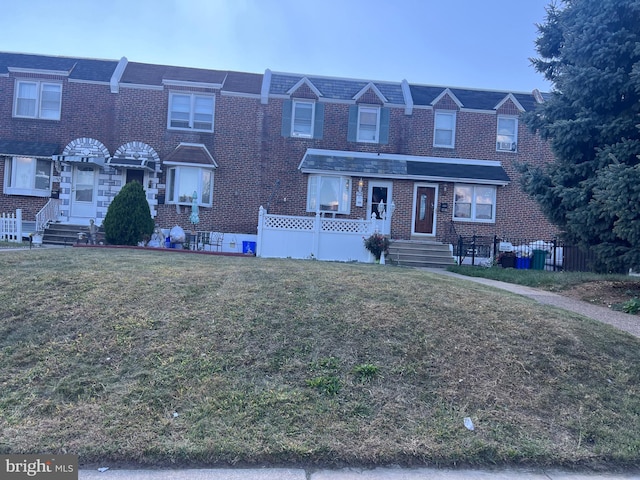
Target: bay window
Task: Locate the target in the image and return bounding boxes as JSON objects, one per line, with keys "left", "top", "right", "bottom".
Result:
{"left": 453, "top": 185, "right": 496, "bottom": 222}
{"left": 4, "top": 157, "right": 52, "bottom": 197}
{"left": 307, "top": 175, "right": 351, "bottom": 214}
{"left": 166, "top": 166, "right": 213, "bottom": 206}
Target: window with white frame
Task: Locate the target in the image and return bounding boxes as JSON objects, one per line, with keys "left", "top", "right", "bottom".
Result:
{"left": 358, "top": 106, "right": 380, "bottom": 142}
{"left": 4, "top": 157, "right": 52, "bottom": 197}
{"left": 13, "top": 80, "right": 62, "bottom": 120}
{"left": 453, "top": 185, "right": 496, "bottom": 222}
{"left": 307, "top": 175, "right": 351, "bottom": 214}
{"left": 166, "top": 166, "right": 214, "bottom": 206}
{"left": 496, "top": 116, "right": 518, "bottom": 151}
{"left": 434, "top": 111, "right": 456, "bottom": 148}
{"left": 291, "top": 100, "right": 315, "bottom": 138}
{"left": 168, "top": 93, "right": 215, "bottom": 132}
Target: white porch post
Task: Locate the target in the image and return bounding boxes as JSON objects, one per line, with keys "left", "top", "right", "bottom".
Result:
{"left": 256, "top": 206, "right": 265, "bottom": 257}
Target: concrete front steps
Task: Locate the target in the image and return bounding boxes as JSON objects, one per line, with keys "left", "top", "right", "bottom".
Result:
{"left": 43, "top": 223, "right": 100, "bottom": 246}
{"left": 387, "top": 239, "right": 456, "bottom": 268}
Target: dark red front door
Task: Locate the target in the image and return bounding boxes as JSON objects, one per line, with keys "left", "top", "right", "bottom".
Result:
{"left": 414, "top": 186, "right": 435, "bottom": 235}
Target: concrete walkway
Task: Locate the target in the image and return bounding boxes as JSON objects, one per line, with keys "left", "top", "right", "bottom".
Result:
{"left": 78, "top": 467, "right": 640, "bottom": 479}
{"left": 424, "top": 268, "right": 640, "bottom": 338}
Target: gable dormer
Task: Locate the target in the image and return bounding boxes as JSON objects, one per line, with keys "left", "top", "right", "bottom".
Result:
{"left": 431, "top": 88, "right": 462, "bottom": 110}
{"left": 353, "top": 82, "right": 387, "bottom": 105}
{"left": 494, "top": 93, "right": 525, "bottom": 115}
{"left": 287, "top": 77, "right": 322, "bottom": 100}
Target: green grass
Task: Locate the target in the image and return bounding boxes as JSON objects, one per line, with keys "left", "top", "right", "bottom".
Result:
{"left": 1, "top": 249, "right": 639, "bottom": 469}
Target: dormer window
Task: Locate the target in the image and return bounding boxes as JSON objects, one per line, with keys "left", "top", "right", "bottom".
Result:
{"left": 357, "top": 106, "right": 380, "bottom": 142}
{"left": 168, "top": 93, "right": 214, "bottom": 132}
{"left": 434, "top": 111, "right": 456, "bottom": 148}
{"left": 496, "top": 116, "right": 518, "bottom": 152}
{"left": 13, "top": 80, "right": 61, "bottom": 120}
{"left": 292, "top": 100, "right": 315, "bottom": 138}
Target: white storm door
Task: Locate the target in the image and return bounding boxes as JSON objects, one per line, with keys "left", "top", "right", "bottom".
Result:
{"left": 70, "top": 165, "right": 98, "bottom": 218}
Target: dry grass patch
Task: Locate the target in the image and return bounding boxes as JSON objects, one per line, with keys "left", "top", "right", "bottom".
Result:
{"left": 0, "top": 249, "right": 639, "bottom": 469}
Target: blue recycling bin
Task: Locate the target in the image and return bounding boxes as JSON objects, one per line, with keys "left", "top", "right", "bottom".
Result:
{"left": 242, "top": 241, "right": 256, "bottom": 255}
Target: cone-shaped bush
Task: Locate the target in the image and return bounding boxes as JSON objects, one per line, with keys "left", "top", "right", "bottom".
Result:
{"left": 103, "top": 181, "right": 154, "bottom": 245}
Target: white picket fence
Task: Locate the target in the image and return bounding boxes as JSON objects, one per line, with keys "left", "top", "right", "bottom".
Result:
{"left": 256, "top": 205, "right": 393, "bottom": 262}
{"left": 0, "top": 209, "right": 22, "bottom": 242}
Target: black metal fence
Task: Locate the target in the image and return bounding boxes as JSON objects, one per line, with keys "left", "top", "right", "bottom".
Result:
{"left": 455, "top": 235, "right": 600, "bottom": 272}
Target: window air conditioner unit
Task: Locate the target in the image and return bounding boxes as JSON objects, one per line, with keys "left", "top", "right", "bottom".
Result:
{"left": 497, "top": 141, "right": 515, "bottom": 151}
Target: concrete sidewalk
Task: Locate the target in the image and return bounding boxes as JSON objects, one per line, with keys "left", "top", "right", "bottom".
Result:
{"left": 424, "top": 268, "right": 640, "bottom": 338}
{"left": 78, "top": 467, "right": 640, "bottom": 479}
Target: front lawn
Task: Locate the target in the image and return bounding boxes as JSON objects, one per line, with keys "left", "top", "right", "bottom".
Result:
{"left": 1, "top": 249, "right": 639, "bottom": 469}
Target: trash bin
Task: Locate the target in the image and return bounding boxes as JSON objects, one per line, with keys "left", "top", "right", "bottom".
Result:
{"left": 516, "top": 257, "right": 531, "bottom": 269}
{"left": 532, "top": 249, "right": 547, "bottom": 270}
{"left": 242, "top": 241, "right": 256, "bottom": 255}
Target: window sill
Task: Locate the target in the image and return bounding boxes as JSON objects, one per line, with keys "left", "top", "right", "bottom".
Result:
{"left": 12, "top": 115, "right": 60, "bottom": 121}
{"left": 453, "top": 218, "right": 495, "bottom": 224}
{"left": 167, "top": 126, "right": 214, "bottom": 133}
{"left": 4, "top": 188, "right": 51, "bottom": 197}
{"left": 168, "top": 202, "right": 212, "bottom": 208}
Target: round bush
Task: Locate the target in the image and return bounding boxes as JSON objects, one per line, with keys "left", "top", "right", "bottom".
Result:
{"left": 103, "top": 181, "right": 155, "bottom": 245}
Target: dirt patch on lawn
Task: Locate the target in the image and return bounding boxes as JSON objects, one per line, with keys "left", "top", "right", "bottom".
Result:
{"left": 561, "top": 280, "right": 640, "bottom": 310}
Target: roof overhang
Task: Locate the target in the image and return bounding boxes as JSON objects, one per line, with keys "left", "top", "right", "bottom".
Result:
{"left": 0, "top": 139, "right": 59, "bottom": 159}
{"left": 298, "top": 148, "right": 510, "bottom": 185}
{"left": 164, "top": 143, "right": 217, "bottom": 167}
{"left": 53, "top": 155, "right": 106, "bottom": 167}
{"left": 107, "top": 157, "right": 156, "bottom": 172}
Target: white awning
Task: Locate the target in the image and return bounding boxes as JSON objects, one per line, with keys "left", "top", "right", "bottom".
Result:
{"left": 53, "top": 155, "right": 106, "bottom": 167}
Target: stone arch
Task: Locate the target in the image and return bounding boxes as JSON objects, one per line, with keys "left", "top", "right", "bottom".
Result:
{"left": 113, "top": 141, "right": 160, "bottom": 164}
{"left": 62, "top": 137, "right": 110, "bottom": 157}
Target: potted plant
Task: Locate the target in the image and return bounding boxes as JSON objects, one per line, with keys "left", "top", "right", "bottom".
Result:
{"left": 364, "top": 232, "right": 390, "bottom": 262}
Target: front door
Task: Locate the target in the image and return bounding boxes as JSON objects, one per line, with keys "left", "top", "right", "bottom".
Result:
{"left": 126, "top": 169, "right": 144, "bottom": 185}
{"left": 414, "top": 186, "right": 436, "bottom": 235}
{"left": 368, "top": 180, "right": 393, "bottom": 234}
{"left": 70, "top": 165, "right": 97, "bottom": 219}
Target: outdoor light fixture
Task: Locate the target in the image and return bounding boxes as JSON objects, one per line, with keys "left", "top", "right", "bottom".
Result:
{"left": 358, "top": 178, "right": 364, "bottom": 193}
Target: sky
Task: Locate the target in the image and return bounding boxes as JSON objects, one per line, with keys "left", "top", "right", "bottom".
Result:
{"left": 0, "top": 0, "right": 553, "bottom": 93}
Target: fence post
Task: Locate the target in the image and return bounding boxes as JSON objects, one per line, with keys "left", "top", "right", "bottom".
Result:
{"left": 471, "top": 234, "right": 477, "bottom": 266}
{"left": 552, "top": 237, "right": 558, "bottom": 272}
{"left": 256, "top": 206, "right": 265, "bottom": 257}
{"left": 312, "top": 212, "right": 321, "bottom": 259}
{"left": 457, "top": 235, "right": 463, "bottom": 265}
{"left": 16, "top": 209, "right": 22, "bottom": 243}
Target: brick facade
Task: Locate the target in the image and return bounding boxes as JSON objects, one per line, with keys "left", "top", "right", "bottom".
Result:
{"left": 0, "top": 52, "right": 558, "bottom": 243}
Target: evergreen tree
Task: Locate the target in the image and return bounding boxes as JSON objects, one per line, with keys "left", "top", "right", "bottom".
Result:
{"left": 103, "top": 181, "right": 155, "bottom": 246}
{"left": 521, "top": 0, "right": 640, "bottom": 272}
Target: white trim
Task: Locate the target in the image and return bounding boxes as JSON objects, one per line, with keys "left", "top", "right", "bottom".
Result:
{"left": 67, "top": 79, "right": 110, "bottom": 86}
{"left": 110, "top": 56, "right": 128, "bottom": 93}
{"left": 119, "top": 83, "right": 164, "bottom": 91}
{"left": 460, "top": 108, "right": 497, "bottom": 114}
{"left": 221, "top": 91, "right": 261, "bottom": 99}
{"left": 353, "top": 82, "right": 388, "bottom": 103}
{"left": 162, "top": 79, "right": 223, "bottom": 89}
{"left": 164, "top": 160, "right": 217, "bottom": 169}
{"left": 431, "top": 88, "right": 463, "bottom": 108}
{"left": 286, "top": 77, "right": 323, "bottom": 98}
{"left": 7, "top": 67, "right": 69, "bottom": 76}
{"left": 300, "top": 168, "right": 508, "bottom": 186}
{"left": 302, "top": 148, "right": 504, "bottom": 168}
{"left": 401, "top": 79, "right": 413, "bottom": 115}
{"left": 494, "top": 93, "right": 525, "bottom": 112}
{"left": 261, "top": 69, "right": 271, "bottom": 104}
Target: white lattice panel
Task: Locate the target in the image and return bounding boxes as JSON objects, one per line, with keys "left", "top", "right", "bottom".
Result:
{"left": 321, "top": 219, "right": 368, "bottom": 233}
{"left": 265, "top": 215, "right": 314, "bottom": 231}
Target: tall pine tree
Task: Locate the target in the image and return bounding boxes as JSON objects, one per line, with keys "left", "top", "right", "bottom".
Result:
{"left": 521, "top": 0, "right": 640, "bottom": 272}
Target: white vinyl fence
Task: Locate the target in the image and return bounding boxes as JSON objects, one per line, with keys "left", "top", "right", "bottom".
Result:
{"left": 256, "top": 204, "right": 393, "bottom": 262}
{"left": 0, "top": 209, "right": 22, "bottom": 242}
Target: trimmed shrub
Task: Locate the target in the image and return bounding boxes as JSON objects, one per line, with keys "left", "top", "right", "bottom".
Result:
{"left": 103, "top": 181, "right": 154, "bottom": 245}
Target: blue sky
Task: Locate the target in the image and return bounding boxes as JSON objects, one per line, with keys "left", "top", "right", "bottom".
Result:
{"left": 0, "top": 0, "right": 552, "bottom": 92}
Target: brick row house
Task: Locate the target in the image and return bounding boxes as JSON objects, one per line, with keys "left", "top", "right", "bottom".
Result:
{"left": 0, "top": 52, "right": 557, "bottom": 261}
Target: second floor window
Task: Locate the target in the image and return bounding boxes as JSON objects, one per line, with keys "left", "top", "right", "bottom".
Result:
{"left": 357, "top": 106, "right": 380, "bottom": 142}
{"left": 292, "top": 100, "right": 315, "bottom": 138}
{"left": 434, "top": 111, "right": 456, "bottom": 148}
{"left": 168, "top": 93, "right": 215, "bottom": 132}
{"left": 14, "top": 80, "right": 61, "bottom": 120}
{"left": 496, "top": 116, "right": 518, "bottom": 152}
